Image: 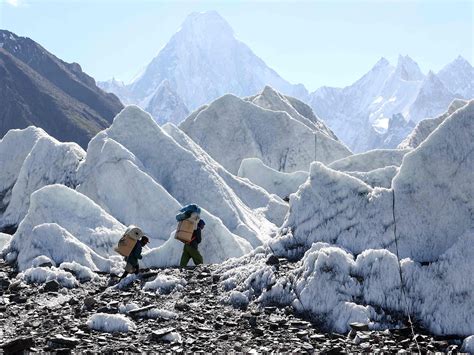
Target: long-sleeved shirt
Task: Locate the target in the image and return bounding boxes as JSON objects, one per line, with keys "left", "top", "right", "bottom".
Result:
{"left": 126, "top": 242, "right": 142, "bottom": 267}
{"left": 189, "top": 228, "right": 202, "bottom": 250}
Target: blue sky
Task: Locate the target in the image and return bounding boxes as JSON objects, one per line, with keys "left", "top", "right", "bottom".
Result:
{"left": 1, "top": 0, "right": 472, "bottom": 91}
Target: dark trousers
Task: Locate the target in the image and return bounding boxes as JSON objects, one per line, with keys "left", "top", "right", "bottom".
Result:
{"left": 180, "top": 244, "right": 203, "bottom": 267}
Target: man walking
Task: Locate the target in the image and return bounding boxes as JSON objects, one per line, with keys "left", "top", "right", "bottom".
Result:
{"left": 180, "top": 219, "right": 205, "bottom": 267}
{"left": 120, "top": 236, "right": 149, "bottom": 280}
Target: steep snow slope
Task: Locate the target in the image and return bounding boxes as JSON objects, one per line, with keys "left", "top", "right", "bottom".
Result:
{"left": 162, "top": 123, "right": 288, "bottom": 226}
{"left": 97, "top": 105, "right": 276, "bottom": 247}
{"left": 180, "top": 93, "right": 351, "bottom": 174}
{"left": 398, "top": 99, "right": 468, "bottom": 149}
{"left": 0, "top": 127, "right": 47, "bottom": 216}
{"left": 10, "top": 222, "right": 119, "bottom": 273}
{"left": 237, "top": 158, "right": 308, "bottom": 198}
{"left": 1, "top": 136, "right": 85, "bottom": 229}
{"left": 329, "top": 149, "right": 410, "bottom": 172}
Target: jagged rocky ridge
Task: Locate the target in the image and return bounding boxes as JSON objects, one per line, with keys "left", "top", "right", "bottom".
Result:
{"left": 0, "top": 30, "right": 123, "bottom": 148}
{"left": 309, "top": 55, "right": 474, "bottom": 152}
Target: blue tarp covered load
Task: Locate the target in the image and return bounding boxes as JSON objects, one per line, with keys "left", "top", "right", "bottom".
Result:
{"left": 175, "top": 204, "right": 201, "bottom": 221}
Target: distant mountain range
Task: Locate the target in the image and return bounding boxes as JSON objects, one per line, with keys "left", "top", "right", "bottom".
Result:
{"left": 2, "top": 11, "right": 472, "bottom": 154}
{"left": 0, "top": 30, "right": 123, "bottom": 148}
{"left": 98, "top": 11, "right": 307, "bottom": 124}
{"left": 310, "top": 54, "right": 473, "bottom": 151}
{"left": 99, "top": 11, "right": 473, "bottom": 152}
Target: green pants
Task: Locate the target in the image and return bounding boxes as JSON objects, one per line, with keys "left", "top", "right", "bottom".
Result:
{"left": 180, "top": 244, "right": 203, "bottom": 267}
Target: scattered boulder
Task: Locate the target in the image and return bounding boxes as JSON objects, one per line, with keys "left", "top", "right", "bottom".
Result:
{"left": 1, "top": 336, "right": 35, "bottom": 353}
{"left": 43, "top": 279, "right": 60, "bottom": 292}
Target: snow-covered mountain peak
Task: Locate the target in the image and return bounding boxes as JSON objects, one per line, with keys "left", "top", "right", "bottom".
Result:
{"left": 451, "top": 55, "right": 472, "bottom": 68}
{"left": 437, "top": 55, "right": 474, "bottom": 99}
{"left": 373, "top": 56, "right": 391, "bottom": 69}
{"left": 395, "top": 54, "right": 424, "bottom": 81}
{"left": 178, "top": 11, "right": 234, "bottom": 39}
{"left": 421, "top": 70, "right": 447, "bottom": 91}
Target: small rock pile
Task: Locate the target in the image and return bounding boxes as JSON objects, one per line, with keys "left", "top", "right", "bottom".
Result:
{"left": 0, "top": 259, "right": 465, "bottom": 353}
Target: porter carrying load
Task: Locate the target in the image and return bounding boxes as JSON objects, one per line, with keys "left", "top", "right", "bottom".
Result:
{"left": 174, "top": 204, "right": 201, "bottom": 243}
{"left": 115, "top": 225, "right": 145, "bottom": 257}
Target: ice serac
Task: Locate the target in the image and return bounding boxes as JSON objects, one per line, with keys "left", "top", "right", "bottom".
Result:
{"left": 220, "top": 102, "right": 473, "bottom": 335}
{"left": 399, "top": 99, "right": 468, "bottom": 149}
{"left": 274, "top": 162, "right": 395, "bottom": 258}
{"left": 393, "top": 100, "right": 474, "bottom": 261}
{"left": 3, "top": 184, "right": 125, "bottom": 262}
{"left": 144, "top": 80, "right": 189, "bottom": 125}
{"left": 0, "top": 126, "right": 47, "bottom": 217}
{"left": 180, "top": 92, "right": 351, "bottom": 174}
{"left": 437, "top": 55, "right": 474, "bottom": 99}
{"left": 329, "top": 148, "right": 410, "bottom": 172}
{"left": 103, "top": 11, "right": 307, "bottom": 115}
{"left": 246, "top": 86, "right": 336, "bottom": 137}
{"left": 1, "top": 136, "right": 85, "bottom": 229}
{"left": 238, "top": 158, "right": 308, "bottom": 198}
{"left": 76, "top": 130, "right": 253, "bottom": 261}
{"left": 10, "top": 222, "right": 118, "bottom": 273}
{"left": 99, "top": 105, "right": 277, "bottom": 247}
{"left": 162, "top": 123, "right": 288, "bottom": 226}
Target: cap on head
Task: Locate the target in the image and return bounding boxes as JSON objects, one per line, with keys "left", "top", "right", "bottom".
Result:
{"left": 198, "top": 219, "right": 206, "bottom": 228}
{"left": 141, "top": 236, "right": 150, "bottom": 244}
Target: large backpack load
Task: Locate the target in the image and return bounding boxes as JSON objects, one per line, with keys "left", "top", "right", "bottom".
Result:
{"left": 115, "top": 226, "right": 144, "bottom": 257}
{"left": 174, "top": 204, "right": 201, "bottom": 243}
{"left": 175, "top": 204, "right": 201, "bottom": 221}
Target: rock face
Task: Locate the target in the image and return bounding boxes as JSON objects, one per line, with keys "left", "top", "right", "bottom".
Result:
{"left": 99, "top": 11, "right": 307, "bottom": 121}
{"left": 180, "top": 89, "right": 351, "bottom": 174}
{"left": 366, "top": 113, "right": 416, "bottom": 150}
{"left": 0, "top": 30, "right": 123, "bottom": 148}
